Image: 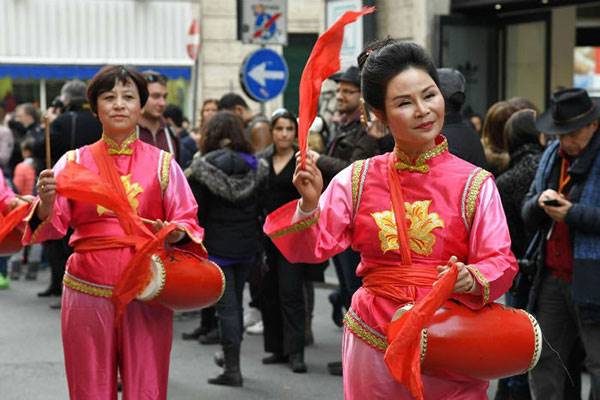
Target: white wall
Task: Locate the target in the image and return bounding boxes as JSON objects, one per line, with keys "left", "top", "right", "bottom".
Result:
{"left": 0, "top": 0, "right": 195, "bottom": 66}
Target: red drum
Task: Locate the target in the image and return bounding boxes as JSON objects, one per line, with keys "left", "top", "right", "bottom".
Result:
{"left": 137, "top": 248, "right": 225, "bottom": 311}
{"left": 0, "top": 227, "right": 23, "bottom": 256}
{"left": 400, "top": 301, "right": 542, "bottom": 380}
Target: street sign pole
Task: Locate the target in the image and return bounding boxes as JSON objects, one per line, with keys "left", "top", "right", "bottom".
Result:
{"left": 259, "top": 44, "right": 267, "bottom": 117}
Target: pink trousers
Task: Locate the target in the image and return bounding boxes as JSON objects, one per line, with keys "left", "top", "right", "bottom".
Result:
{"left": 342, "top": 328, "right": 489, "bottom": 399}
{"left": 61, "top": 287, "right": 174, "bottom": 400}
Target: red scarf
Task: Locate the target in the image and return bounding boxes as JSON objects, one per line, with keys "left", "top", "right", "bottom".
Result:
{"left": 297, "top": 6, "right": 374, "bottom": 166}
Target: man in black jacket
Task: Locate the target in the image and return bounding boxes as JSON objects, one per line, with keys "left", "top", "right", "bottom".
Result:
{"left": 311, "top": 66, "right": 381, "bottom": 184}
{"left": 35, "top": 79, "right": 102, "bottom": 301}
{"left": 42, "top": 80, "right": 103, "bottom": 165}
{"left": 522, "top": 88, "right": 600, "bottom": 399}
{"left": 437, "top": 68, "right": 487, "bottom": 168}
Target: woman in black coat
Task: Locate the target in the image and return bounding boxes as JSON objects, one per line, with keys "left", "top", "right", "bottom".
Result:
{"left": 187, "top": 111, "right": 264, "bottom": 387}
{"left": 256, "top": 109, "right": 313, "bottom": 373}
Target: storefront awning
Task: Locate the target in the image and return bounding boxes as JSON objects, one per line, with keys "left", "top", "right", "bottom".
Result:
{"left": 0, "top": 64, "right": 191, "bottom": 80}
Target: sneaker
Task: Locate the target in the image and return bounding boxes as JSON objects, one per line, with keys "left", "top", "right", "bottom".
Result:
{"left": 246, "top": 320, "right": 263, "bottom": 335}
{"left": 243, "top": 307, "right": 261, "bottom": 328}
{"left": 0, "top": 275, "right": 10, "bottom": 289}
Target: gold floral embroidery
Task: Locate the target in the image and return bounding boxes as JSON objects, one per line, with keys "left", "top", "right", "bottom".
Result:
{"left": 394, "top": 137, "right": 448, "bottom": 173}
{"left": 465, "top": 264, "right": 490, "bottom": 304}
{"left": 371, "top": 210, "right": 399, "bottom": 254}
{"left": 160, "top": 151, "right": 172, "bottom": 192}
{"left": 97, "top": 174, "right": 144, "bottom": 215}
{"left": 343, "top": 310, "right": 388, "bottom": 352}
{"left": 103, "top": 132, "right": 136, "bottom": 155}
{"left": 63, "top": 274, "right": 113, "bottom": 298}
{"left": 464, "top": 169, "right": 491, "bottom": 228}
{"left": 269, "top": 211, "right": 320, "bottom": 239}
{"left": 351, "top": 160, "right": 365, "bottom": 214}
{"left": 371, "top": 201, "right": 445, "bottom": 255}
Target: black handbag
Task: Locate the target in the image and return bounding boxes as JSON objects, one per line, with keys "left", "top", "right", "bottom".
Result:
{"left": 510, "top": 231, "right": 541, "bottom": 302}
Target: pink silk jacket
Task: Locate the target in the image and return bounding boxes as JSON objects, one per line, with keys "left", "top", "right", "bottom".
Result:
{"left": 264, "top": 136, "right": 518, "bottom": 352}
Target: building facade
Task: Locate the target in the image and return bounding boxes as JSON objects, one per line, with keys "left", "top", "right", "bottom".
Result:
{"left": 0, "top": 0, "right": 597, "bottom": 127}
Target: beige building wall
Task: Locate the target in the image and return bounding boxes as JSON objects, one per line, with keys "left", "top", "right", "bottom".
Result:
{"left": 376, "top": 0, "right": 449, "bottom": 50}
{"left": 551, "top": 6, "right": 576, "bottom": 92}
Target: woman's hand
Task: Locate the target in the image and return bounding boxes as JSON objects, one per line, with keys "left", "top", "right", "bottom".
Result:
{"left": 292, "top": 151, "right": 323, "bottom": 212}
{"left": 437, "top": 256, "right": 478, "bottom": 294}
{"left": 151, "top": 219, "right": 185, "bottom": 244}
{"left": 36, "top": 169, "right": 57, "bottom": 220}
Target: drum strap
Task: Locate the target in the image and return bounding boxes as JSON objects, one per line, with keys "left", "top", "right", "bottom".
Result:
{"left": 381, "top": 153, "right": 459, "bottom": 400}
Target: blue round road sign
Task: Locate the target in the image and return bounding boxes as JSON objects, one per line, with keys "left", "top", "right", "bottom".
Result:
{"left": 240, "top": 48, "right": 289, "bottom": 102}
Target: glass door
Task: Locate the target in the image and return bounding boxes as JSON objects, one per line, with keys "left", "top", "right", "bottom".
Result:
{"left": 436, "top": 15, "right": 500, "bottom": 117}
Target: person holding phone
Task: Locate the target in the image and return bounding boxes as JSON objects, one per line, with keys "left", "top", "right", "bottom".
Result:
{"left": 522, "top": 88, "right": 600, "bottom": 399}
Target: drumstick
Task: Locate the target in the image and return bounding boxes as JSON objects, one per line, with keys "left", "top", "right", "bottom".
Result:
{"left": 105, "top": 210, "right": 163, "bottom": 226}
{"left": 15, "top": 195, "right": 34, "bottom": 204}
{"left": 43, "top": 115, "right": 52, "bottom": 170}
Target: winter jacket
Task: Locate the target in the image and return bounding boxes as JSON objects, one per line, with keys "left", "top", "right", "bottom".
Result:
{"left": 187, "top": 148, "right": 267, "bottom": 259}
{"left": 317, "top": 113, "right": 380, "bottom": 185}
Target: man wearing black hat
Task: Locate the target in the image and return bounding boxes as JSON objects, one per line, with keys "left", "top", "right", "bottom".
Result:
{"left": 311, "top": 66, "right": 382, "bottom": 184}
{"left": 522, "top": 88, "right": 600, "bottom": 399}
{"left": 436, "top": 68, "right": 487, "bottom": 168}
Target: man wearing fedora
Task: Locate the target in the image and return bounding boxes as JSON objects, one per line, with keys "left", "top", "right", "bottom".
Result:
{"left": 522, "top": 88, "right": 600, "bottom": 399}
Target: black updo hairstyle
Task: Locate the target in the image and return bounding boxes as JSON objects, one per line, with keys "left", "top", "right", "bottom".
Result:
{"left": 358, "top": 38, "right": 440, "bottom": 116}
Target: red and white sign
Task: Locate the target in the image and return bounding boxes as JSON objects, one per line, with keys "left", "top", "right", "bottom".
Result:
{"left": 187, "top": 19, "right": 201, "bottom": 60}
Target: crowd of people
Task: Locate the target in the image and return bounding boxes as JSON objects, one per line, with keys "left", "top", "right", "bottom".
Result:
{"left": 0, "top": 37, "right": 599, "bottom": 400}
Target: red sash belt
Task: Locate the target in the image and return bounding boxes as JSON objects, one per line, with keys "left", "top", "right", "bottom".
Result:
{"left": 72, "top": 235, "right": 148, "bottom": 253}
{"left": 362, "top": 263, "right": 438, "bottom": 305}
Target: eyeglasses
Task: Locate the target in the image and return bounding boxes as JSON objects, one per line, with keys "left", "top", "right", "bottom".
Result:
{"left": 336, "top": 88, "right": 360, "bottom": 96}
{"left": 143, "top": 72, "right": 168, "bottom": 85}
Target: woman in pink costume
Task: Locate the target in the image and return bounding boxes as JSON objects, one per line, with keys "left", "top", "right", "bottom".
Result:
{"left": 25, "top": 66, "right": 204, "bottom": 399}
{"left": 264, "top": 39, "right": 518, "bottom": 399}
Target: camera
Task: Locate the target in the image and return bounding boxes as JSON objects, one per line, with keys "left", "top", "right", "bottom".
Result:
{"left": 50, "top": 97, "right": 64, "bottom": 112}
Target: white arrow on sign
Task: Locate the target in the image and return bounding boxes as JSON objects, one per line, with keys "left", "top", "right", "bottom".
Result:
{"left": 248, "top": 62, "right": 286, "bottom": 87}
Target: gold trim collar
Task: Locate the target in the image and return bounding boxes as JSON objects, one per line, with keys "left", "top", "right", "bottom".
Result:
{"left": 394, "top": 136, "right": 448, "bottom": 173}
{"left": 103, "top": 132, "right": 137, "bottom": 155}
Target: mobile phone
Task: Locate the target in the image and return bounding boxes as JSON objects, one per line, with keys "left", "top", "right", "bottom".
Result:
{"left": 359, "top": 98, "right": 371, "bottom": 127}
{"left": 543, "top": 199, "right": 561, "bottom": 207}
